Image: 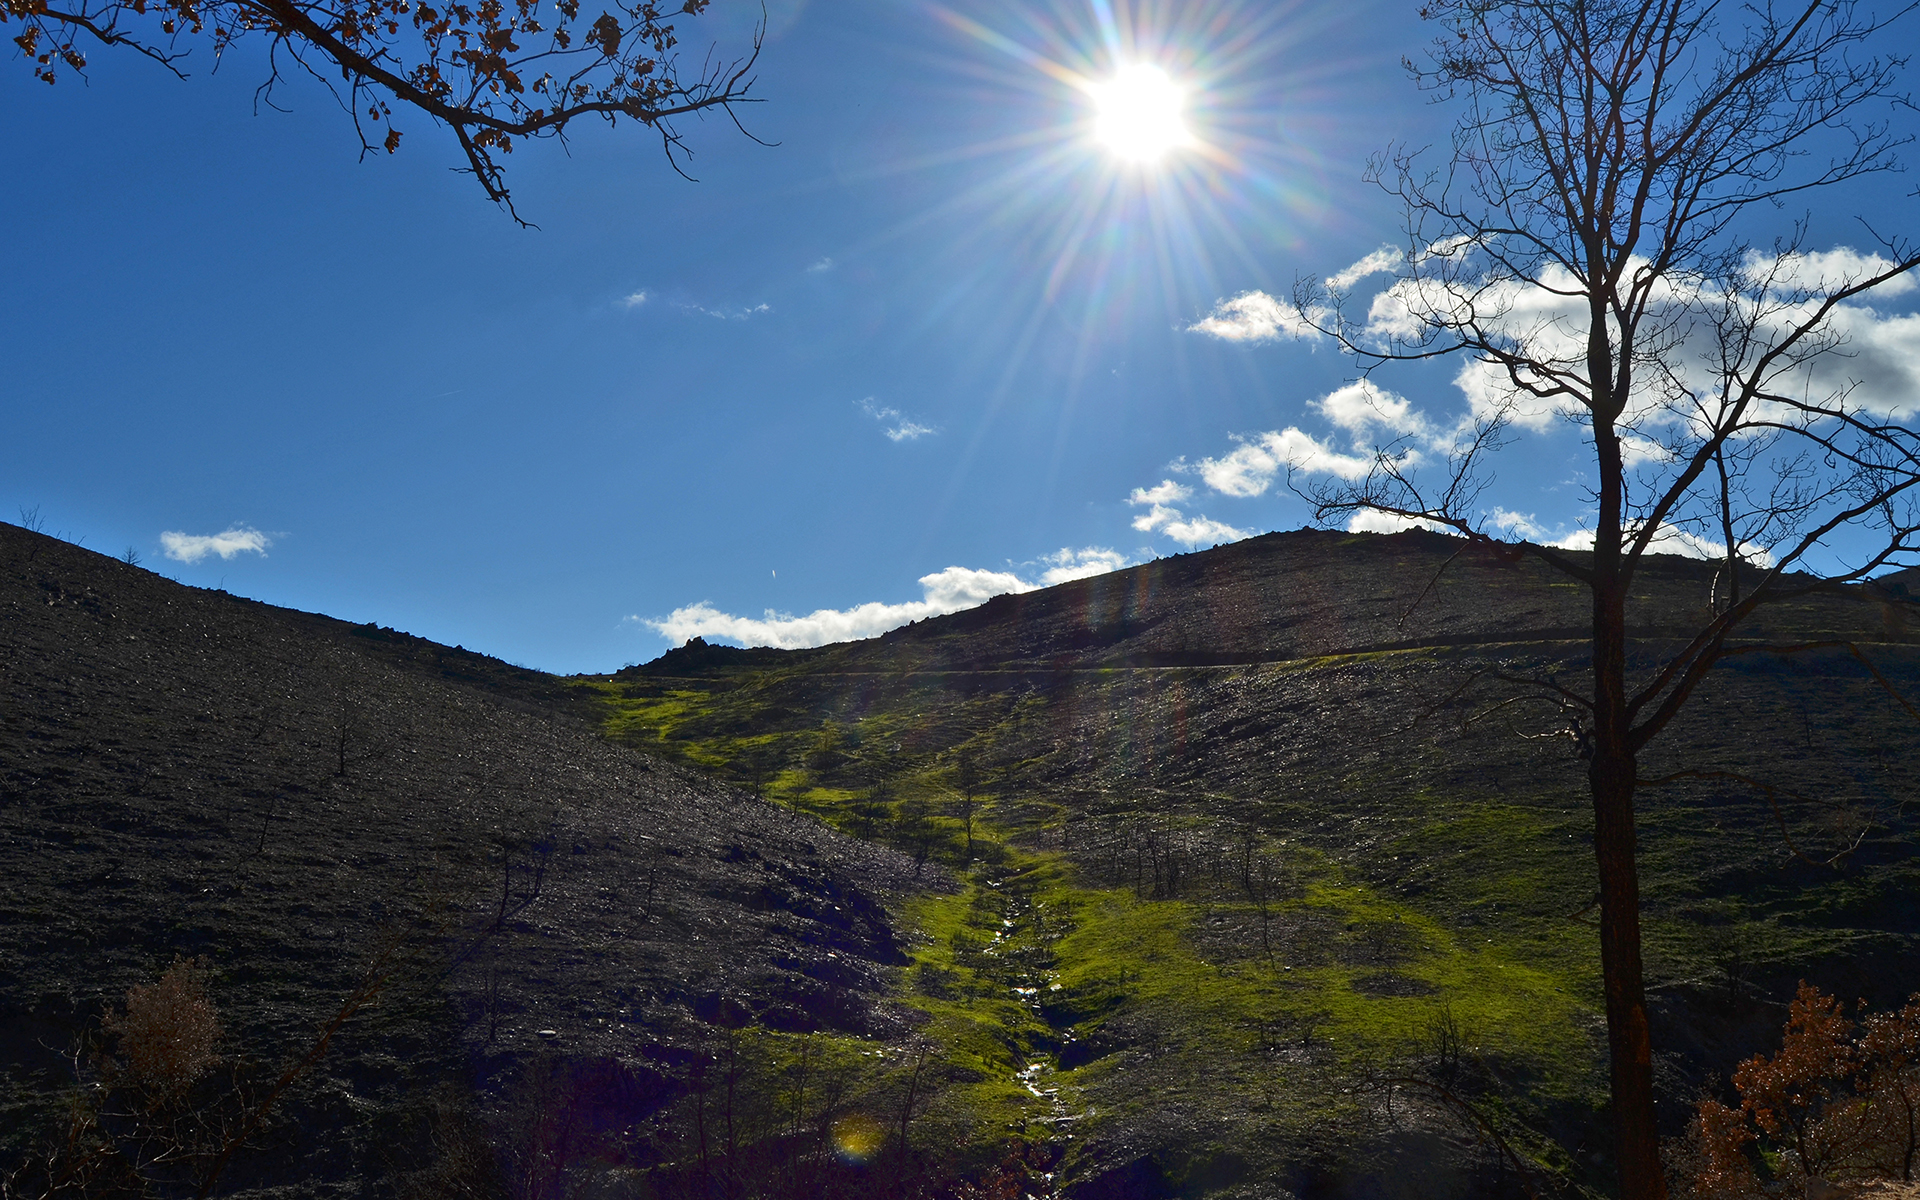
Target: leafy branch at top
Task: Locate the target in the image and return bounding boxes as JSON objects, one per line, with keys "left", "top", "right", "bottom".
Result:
{"left": 2, "top": 0, "right": 763, "bottom": 222}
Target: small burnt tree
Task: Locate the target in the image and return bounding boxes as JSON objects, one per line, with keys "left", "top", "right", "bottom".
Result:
{"left": 950, "top": 748, "right": 982, "bottom": 861}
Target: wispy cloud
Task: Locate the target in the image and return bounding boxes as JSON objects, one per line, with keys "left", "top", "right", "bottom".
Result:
{"left": 807, "top": 257, "right": 834, "bottom": 273}
{"left": 642, "top": 548, "right": 1131, "bottom": 649}
{"left": 682, "top": 302, "right": 772, "bottom": 320}
{"left": 160, "top": 526, "right": 272, "bottom": 565}
{"left": 620, "top": 290, "right": 649, "bottom": 309}
{"left": 1187, "top": 290, "right": 1320, "bottom": 343}
{"left": 1326, "top": 246, "right": 1402, "bottom": 291}
{"left": 858, "top": 398, "right": 938, "bottom": 442}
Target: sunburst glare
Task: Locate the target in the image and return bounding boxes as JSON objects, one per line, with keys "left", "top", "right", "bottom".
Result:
{"left": 835, "top": 0, "right": 1348, "bottom": 461}
{"left": 1089, "top": 64, "right": 1191, "bottom": 162}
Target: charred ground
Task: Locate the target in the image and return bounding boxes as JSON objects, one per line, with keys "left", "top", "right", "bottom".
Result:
{"left": 0, "top": 522, "right": 923, "bottom": 1199}
{"left": 4, "top": 523, "right": 1918, "bottom": 1199}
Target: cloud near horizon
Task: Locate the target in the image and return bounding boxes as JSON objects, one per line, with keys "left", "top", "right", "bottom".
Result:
{"left": 160, "top": 526, "right": 272, "bottom": 564}
{"left": 1126, "top": 480, "right": 1251, "bottom": 547}
{"left": 642, "top": 548, "right": 1131, "bottom": 649}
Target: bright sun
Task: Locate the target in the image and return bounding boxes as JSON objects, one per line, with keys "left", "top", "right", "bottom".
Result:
{"left": 1089, "top": 64, "right": 1191, "bottom": 163}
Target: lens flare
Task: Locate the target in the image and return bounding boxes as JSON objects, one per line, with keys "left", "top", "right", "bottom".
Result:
{"left": 1089, "top": 64, "right": 1191, "bottom": 162}
{"left": 831, "top": 1113, "right": 885, "bottom": 1162}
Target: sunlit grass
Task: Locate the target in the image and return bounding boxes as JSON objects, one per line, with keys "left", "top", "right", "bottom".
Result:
{"left": 576, "top": 667, "right": 1614, "bottom": 1167}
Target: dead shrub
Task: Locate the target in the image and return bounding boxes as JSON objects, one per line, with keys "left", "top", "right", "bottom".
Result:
{"left": 102, "top": 956, "right": 222, "bottom": 1106}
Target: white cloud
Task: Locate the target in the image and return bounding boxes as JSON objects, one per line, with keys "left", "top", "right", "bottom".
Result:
{"left": 1188, "top": 291, "right": 1322, "bottom": 343}
{"left": 160, "top": 526, "right": 272, "bottom": 565}
{"left": 646, "top": 567, "right": 1026, "bottom": 649}
{"left": 1127, "top": 487, "right": 1252, "bottom": 546}
{"left": 1328, "top": 246, "right": 1402, "bottom": 291}
{"left": 1545, "top": 524, "right": 1774, "bottom": 566}
{"left": 1128, "top": 479, "right": 1191, "bottom": 506}
{"left": 1313, "top": 379, "right": 1429, "bottom": 441}
{"left": 858, "top": 398, "right": 938, "bottom": 442}
{"left": 1485, "top": 508, "right": 1547, "bottom": 540}
{"left": 643, "top": 550, "right": 1133, "bottom": 649}
{"left": 1153, "top": 511, "right": 1251, "bottom": 546}
{"left": 1745, "top": 247, "right": 1919, "bottom": 297}
{"left": 1197, "top": 428, "right": 1377, "bottom": 497}
{"left": 1346, "top": 510, "right": 1443, "bottom": 534}
{"left": 1619, "top": 435, "right": 1672, "bottom": 467}
{"left": 1378, "top": 247, "right": 1920, "bottom": 430}
{"left": 1173, "top": 241, "right": 1919, "bottom": 557}
{"left": 1197, "top": 441, "right": 1283, "bottom": 497}
{"left": 1809, "top": 306, "right": 1920, "bottom": 421}
{"left": 1036, "top": 546, "right": 1130, "bottom": 585}
{"left": 621, "top": 290, "right": 649, "bottom": 308}
{"left": 807, "top": 257, "right": 835, "bottom": 273}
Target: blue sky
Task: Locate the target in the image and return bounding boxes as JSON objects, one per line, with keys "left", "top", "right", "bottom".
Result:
{"left": 4, "top": 0, "right": 1915, "bottom": 672}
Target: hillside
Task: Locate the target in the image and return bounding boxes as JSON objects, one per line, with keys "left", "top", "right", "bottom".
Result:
{"left": 0, "top": 522, "right": 924, "bottom": 1199}
{"left": 5, "top": 523, "right": 1918, "bottom": 1200}
{"left": 590, "top": 529, "right": 1920, "bottom": 1197}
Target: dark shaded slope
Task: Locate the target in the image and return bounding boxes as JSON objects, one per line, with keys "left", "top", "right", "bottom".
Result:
{"left": 0, "top": 523, "right": 923, "bottom": 1195}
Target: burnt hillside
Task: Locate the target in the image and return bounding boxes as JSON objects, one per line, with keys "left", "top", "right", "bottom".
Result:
{"left": 603, "top": 530, "right": 1920, "bottom": 1198}
{"left": 6, "top": 521, "right": 1920, "bottom": 1200}
{"left": 0, "top": 522, "right": 923, "bottom": 1197}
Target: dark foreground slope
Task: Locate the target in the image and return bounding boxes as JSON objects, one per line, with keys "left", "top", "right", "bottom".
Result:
{"left": 599, "top": 530, "right": 1920, "bottom": 1198}
{"left": 0, "top": 523, "right": 923, "bottom": 1198}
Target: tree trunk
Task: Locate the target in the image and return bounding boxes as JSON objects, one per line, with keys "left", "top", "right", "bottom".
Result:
{"left": 1592, "top": 751, "right": 1664, "bottom": 1197}
{"left": 1591, "top": 569, "right": 1667, "bottom": 1199}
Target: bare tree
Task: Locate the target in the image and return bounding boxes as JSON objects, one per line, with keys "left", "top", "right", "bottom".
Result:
{"left": 2, "top": 0, "right": 762, "bottom": 222}
{"left": 1291, "top": 0, "right": 1920, "bottom": 1193}
{"left": 951, "top": 748, "right": 981, "bottom": 860}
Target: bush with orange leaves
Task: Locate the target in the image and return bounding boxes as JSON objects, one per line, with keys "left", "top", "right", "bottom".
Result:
{"left": 1675, "top": 983, "right": 1920, "bottom": 1196}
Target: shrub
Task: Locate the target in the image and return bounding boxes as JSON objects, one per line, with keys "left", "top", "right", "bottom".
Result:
{"left": 1677, "top": 983, "right": 1920, "bottom": 1194}
{"left": 102, "top": 957, "right": 222, "bottom": 1107}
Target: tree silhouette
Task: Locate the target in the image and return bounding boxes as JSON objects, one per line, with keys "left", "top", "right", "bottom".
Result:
{"left": 1297, "top": 0, "right": 1920, "bottom": 1192}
